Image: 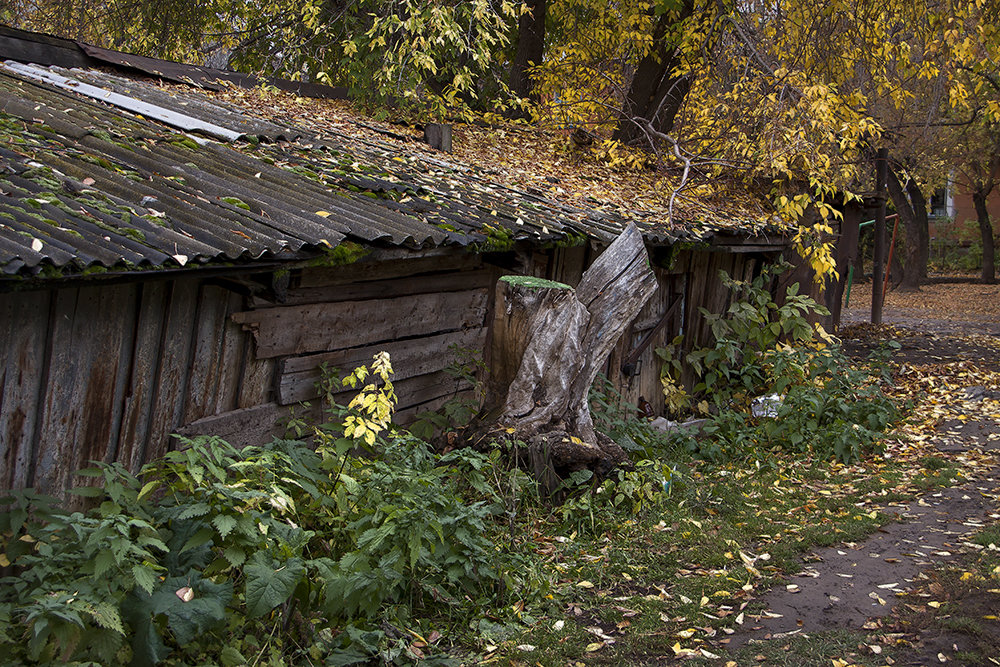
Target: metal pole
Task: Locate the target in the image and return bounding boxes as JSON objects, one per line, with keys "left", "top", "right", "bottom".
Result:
{"left": 872, "top": 148, "right": 888, "bottom": 325}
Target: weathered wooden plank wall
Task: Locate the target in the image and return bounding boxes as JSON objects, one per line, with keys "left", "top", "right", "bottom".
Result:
{"left": 603, "top": 266, "right": 686, "bottom": 413}
{"left": 541, "top": 244, "right": 774, "bottom": 417}
{"left": 0, "top": 277, "right": 274, "bottom": 496}
{"left": 0, "top": 288, "right": 51, "bottom": 491}
{"left": 0, "top": 240, "right": 787, "bottom": 496}
{"left": 231, "top": 251, "right": 492, "bottom": 429}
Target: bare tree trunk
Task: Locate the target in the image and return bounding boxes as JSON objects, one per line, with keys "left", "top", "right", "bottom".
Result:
{"left": 886, "top": 166, "right": 930, "bottom": 291}
{"left": 480, "top": 225, "right": 658, "bottom": 492}
{"left": 886, "top": 167, "right": 921, "bottom": 291}
{"left": 509, "top": 0, "right": 547, "bottom": 102}
{"left": 613, "top": 3, "right": 695, "bottom": 146}
{"left": 973, "top": 187, "right": 997, "bottom": 284}
{"left": 905, "top": 179, "right": 930, "bottom": 281}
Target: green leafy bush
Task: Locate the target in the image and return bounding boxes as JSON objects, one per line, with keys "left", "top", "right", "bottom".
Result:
{"left": 0, "top": 355, "right": 527, "bottom": 666}
{"left": 690, "top": 343, "right": 900, "bottom": 463}
{"left": 657, "top": 263, "right": 901, "bottom": 464}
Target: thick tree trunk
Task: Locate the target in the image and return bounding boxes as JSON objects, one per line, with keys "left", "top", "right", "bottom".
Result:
{"left": 905, "top": 180, "right": 930, "bottom": 281}
{"left": 973, "top": 188, "right": 997, "bottom": 284}
{"left": 889, "top": 240, "right": 905, "bottom": 288}
{"left": 886, "top": 168, "right": 923, "bottom": 291}
{"left": 509, "top": 0, "right": 547, "bottom": 102}
{"left": 482, "top": 225, "right": 658, "bottom": 492}
{"left": 613, "top": 3, "right": 695, "bottom": 146}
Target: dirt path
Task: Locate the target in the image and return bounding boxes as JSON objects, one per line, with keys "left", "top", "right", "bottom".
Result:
{"left": 840, "top": 276, "right": 1000, "bottom": 339}
{"left": 713, "top": 280, "right": 1000, "bottom": 663}
{"left": 723, "top": 450, "right": 1000, "bottom": 654}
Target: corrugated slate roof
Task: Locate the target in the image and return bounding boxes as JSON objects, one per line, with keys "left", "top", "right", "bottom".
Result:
{"left": 0, "top": 58, "right": 767, "bottom": 279}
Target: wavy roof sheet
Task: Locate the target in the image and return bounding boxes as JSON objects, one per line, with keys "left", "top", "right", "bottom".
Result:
{"left": 0, "top": 58, "right": 783, "bottom": 280}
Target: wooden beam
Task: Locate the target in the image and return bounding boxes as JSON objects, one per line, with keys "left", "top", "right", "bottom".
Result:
{"left": 267, "top": 268, "right": 493, "bottom": 307}
{"left": 176, "top": 402, "right": 291, "bottom": 447}
{"left": 278, "top": 327, "right": 486, "bottom": 404}
{"left": 296, "top": 253, "right": 483, "bottom": 289}
{"left": 233, "top": 288, "right": 489, "bottom": 358}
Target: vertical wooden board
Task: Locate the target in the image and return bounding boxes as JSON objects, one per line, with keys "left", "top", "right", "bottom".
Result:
{"left": 683, "top": 252, "right": 712, "bottom": 351}
{"left": 238, "top": 340, "right": 275, "bottom": 409}
{"left": 93, "top": 284, "right": 139, "bottom": 468}
{"left": 680, "top": 252, "right": 714, "bottom": 389}
{"left": 607, "top": 269, "right": 685, "bottom": 417}
{"left": 183, "top": 284, "right": 231, "bottom": 424}
{"left": 0, "top": 290, "right": 51, "bottom": 491}
{"left": 31, "top": 286, "right": 129, "bottom": 493}
{"left": 215, "top": 290, "right": 249, "bottom": 415}
{"left": 144, "top": 278, "right": 200, "bottom": 462}
{"left": 708, "top": 254, "right": 735, "bottom": 320}
{"left": 622, "top": 275, "right": 663, "bottom": 414}
{"left": 480, "top": 263, "right": 506, "bottom": 390}
{"left": 639, "top": 274, "right": 685, "bottom": 416}
{"left": 32, "top": 284, "right": 136, "bottom": 495}
{"left": 74, "top": 284, "right": 136, "bottom": 491}
{"left": 550, "top": 245, "right": 587, "bottom": 286}
{"left": 117, "top": 281, "right": 169, "bottom": 472}
{"left": 0, "top": 291, "right": 14, "bottom": 491}
{"left": 530, "top": 250, "right": 551, "bottom": 279}
{"left": 32, "top": 287, "right": 83, "bottom": 494}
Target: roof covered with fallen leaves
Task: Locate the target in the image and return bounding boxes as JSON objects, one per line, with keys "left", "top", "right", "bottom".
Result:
{"left": 0, "top": 34, "right": 790, "bottom": 280}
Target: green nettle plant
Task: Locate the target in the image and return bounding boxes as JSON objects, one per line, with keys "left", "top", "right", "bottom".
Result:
{"left": 657, "top": 263, "right": 901, "bottom": 464}
{"left": 0, "top": 354, "right": 523, "bottom": 666}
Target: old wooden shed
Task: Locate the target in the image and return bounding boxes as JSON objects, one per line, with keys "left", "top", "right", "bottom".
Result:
{"left": 0, "top": 27, "right": 790, "bottom": 495}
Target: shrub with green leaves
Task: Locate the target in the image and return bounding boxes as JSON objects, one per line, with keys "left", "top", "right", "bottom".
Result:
{"left": 0, "top": 355, "right": 530, "bottom": 666}
{"left": 656, "top": 263, "right": 901, "bottom": 464}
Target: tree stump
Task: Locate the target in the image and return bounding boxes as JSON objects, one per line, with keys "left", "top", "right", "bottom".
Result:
{"left": 480, "top": 224, "right": 658, "bottom": 493}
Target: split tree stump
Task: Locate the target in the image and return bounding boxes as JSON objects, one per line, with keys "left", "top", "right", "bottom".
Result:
{"left": 480, "top": 224, "right": 658, "bottom": 493}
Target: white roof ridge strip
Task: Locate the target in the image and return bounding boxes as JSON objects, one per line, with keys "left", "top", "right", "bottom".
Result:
{"left": 1, "top": 61, "right": 243, "bottom": 142}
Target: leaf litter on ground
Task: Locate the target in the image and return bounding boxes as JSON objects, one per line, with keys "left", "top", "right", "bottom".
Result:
{"left": 489, "top": 313, "right": 999, "bottom": 666}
